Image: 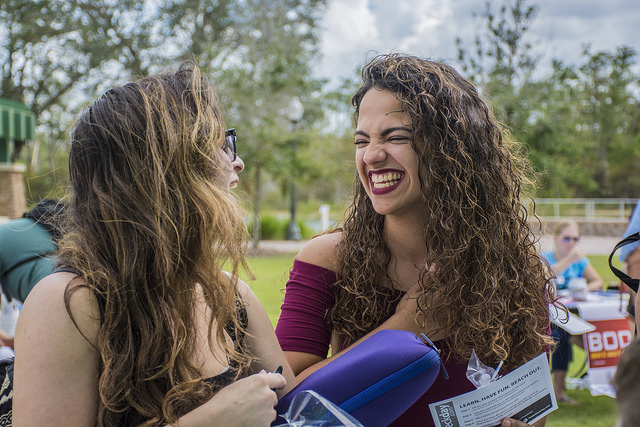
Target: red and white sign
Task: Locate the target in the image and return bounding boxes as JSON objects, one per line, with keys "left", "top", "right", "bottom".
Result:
{"left": 576, "top": 299, "right": 631, "bottom": 397}
{"left": 585, "top": 318, "right": 632, "bottom": 368}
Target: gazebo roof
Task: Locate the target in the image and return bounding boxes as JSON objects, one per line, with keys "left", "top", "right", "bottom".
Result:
{"left": 0, "top": 97, "right": 35, "bottom": 141}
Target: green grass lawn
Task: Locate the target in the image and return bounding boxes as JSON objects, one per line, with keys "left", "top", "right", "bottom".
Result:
{"left": 547, "top": 388, "right": 617, "bottom": 426}
{"left": 590, "top": 255, "right": 619, "bottom": 288}
{"left": 244, "top": 251, "right": 620, "bottom": 426}
{"left": 239, "top": 253, "right": 296, "bottom": 326}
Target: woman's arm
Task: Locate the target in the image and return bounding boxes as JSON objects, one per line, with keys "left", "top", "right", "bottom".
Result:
{"left": 0, "top": 329, "right": 13, "bottom": 348}
{"left": 237, "top": 279, "right": 295, "bottom": 398}
{"left": 13, "top": 272, "right": 100, "bottom": 427}
{"left": 278, "top": 233, "right": 442, "bottom": 382}
{"left": 583, "top": 263, "right": 603, "bottom": 291}
{"left": 277, "top": 233, "right": 341, "bottom": 379}
{"left": 290, "top": 281, "right": 435, "bottom": 382}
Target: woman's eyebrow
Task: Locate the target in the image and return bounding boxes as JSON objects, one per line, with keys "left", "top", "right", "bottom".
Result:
{"left": 380, "top": 126, "right": 411, "bottom": 137}
{"left": 354, "top": 126, "right": 411, "bottom": 138}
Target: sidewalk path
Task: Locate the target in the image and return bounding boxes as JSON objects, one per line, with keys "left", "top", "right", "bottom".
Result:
{"left": 254, "top": 240, "right": 306, "bottom": 255}
{"left": 257, "top": 235, "right": 622, "bottom": 256}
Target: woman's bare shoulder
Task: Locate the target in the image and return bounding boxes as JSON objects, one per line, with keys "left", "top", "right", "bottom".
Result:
{"left": 19, "top": 272, "right": 100, "bottom": 345}
{"left": 295, "top": 231, "right": 343, "bottom": 272}
{"left": 22, "top": 272, "right": 86, "bottom": 310}
{"left": 14, "top": 273, "right": 100, "bottom": 425}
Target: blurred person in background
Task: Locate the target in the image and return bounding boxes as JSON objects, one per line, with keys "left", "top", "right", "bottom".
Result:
{"left": 542, "top": 220, "right": 603, "bottom": 405}
{"left": 618, "top": 203, "right": 640, "bottom": 334}
{"left": 611, "top": 337, "right": 640, "bottom": 426}
{"left": 0, "top": 199, "right": 66, "bottom": 350}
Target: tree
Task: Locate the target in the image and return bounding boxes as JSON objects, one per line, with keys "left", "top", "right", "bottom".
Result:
{"left": 518, "top": 61, "right": 598, "bottom": 197}
{"left": 207, "top": 0, "right": 328, "bottom": 243}
{"left": 454, "top": 0, "right": 640, "bottom": 198}
{"left": 455, "top": 0, "right": 548, "bottom": 193}
{"left": 1, "top": 0, "right": 331, "bottom": 215}
{"left": 455, "top": 0, "right": 540, "bottom": 113}
{"left": 0, "top": 0, "right": 166, "bottom": 200}
{"left": 575, "top": 45, "right": 639, "bottom": 196}
{"left": 454, "top": 0, "right": 544, "bottom": 168}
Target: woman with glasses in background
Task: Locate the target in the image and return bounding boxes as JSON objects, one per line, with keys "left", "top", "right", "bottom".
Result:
{"left": 542, "top": 220, "right": 603, "bottom": 406}
{"left": 13, "top": 62, "right": 293, "bottom": 427}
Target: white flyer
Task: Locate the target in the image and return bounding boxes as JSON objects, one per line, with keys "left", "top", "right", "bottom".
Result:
{"left": 429, "top": 353, "right": 557, "bottom": 427}
{"left": 549, "top": 303, "right": 596, "bottom": 335}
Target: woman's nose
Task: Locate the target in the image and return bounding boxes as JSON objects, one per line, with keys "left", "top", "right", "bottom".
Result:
{"left": 233, "top": 155, "right": 245, "bottom": 173}
{"left": 362, "top": 141, "right": 387, "bottom": 165}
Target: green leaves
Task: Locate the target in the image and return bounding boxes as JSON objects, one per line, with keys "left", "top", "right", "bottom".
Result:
{"left": 1, "top": 0, "right": 331, "bottom": 207}
{"left": 455, "top": 0, "right": 640, "bottom": 198}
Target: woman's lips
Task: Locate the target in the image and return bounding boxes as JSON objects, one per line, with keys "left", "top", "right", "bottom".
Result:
{"left": 369, "top": 169, "right": 404, "bottom": 195}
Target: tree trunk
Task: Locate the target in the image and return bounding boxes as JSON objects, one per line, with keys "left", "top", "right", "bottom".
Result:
{"left": 251, "top": 165, "right": 262, "bottom": 250}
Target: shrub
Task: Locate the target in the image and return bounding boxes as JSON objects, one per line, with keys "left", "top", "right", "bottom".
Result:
{"left": 260, "top": 215, "right": 288, "bottom": 240}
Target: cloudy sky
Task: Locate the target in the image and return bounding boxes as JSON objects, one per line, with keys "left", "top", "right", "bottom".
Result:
{"left": 315, "top": 0, "right": 640, "bottom": 87}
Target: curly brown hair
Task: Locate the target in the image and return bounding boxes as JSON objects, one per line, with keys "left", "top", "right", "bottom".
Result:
{"left": 329, "top": 53, "right": 554, "bottom": 372}
{"left": 58, "top": 62, "right": 251, "bottom": 425}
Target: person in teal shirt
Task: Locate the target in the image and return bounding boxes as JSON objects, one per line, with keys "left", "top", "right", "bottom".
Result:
{"left": 0, "top": 200, "right": 63, "bottom": 303}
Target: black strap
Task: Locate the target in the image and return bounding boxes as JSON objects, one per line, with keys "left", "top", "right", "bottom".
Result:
{"left": 609, "top": 232, "right": 640, "bottom": 294}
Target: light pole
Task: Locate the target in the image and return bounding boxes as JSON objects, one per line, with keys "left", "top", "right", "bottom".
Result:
{"left": 285, "top": 97, "right": 304, "bottom": 241}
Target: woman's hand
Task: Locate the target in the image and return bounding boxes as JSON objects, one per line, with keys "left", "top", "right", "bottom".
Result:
{"left": 386, "top": 283, "right": 423, "bottom": 333}
{"left": 386, "top": 282, "right": 443, "bottom": 339}
{"left": 501, "top": 416, "right": 546, "bottom": 427}
{"left": 0, "top": 330, "right": 14, "bottom": 349}
{"left": 564, "top": 245, "right": 586, "bottom": 265}
{"left": 178, "top": 371, "right": 286, "bottom": 427}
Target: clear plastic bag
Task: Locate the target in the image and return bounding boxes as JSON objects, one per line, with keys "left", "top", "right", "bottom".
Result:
{"left": 273, "top": 390, "right": 364, "bottom": 427}
{"left": 466, "top": 349, "right": 503, "bottom": 389}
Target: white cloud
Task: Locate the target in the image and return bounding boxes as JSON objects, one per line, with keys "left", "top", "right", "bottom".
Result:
{"left": 317, "top": 0, "right": 640, "bottom": 87}
{"left": 317, "top": 0, "right": 379, "bottom": 85}
{"left": 393, "top": 1, "right": 454, "bottom": 54}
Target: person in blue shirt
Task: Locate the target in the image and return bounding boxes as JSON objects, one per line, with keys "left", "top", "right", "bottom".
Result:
{"left": 542, "top": 220, "right": 602, "bottom": 405}
{"left": 619, "top": 203, "right": 640, "bottom": 333}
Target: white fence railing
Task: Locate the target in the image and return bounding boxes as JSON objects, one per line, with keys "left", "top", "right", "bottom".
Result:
{"left": 533, "top": 198, "right": 639, "bottom": 221}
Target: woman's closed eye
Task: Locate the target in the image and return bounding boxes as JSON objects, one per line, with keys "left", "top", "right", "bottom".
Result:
{"left": 387, "top": 135, "right": 410, "bottom": 143}
{"left": 354, "top": 135, "right": 409, "bottom": 145}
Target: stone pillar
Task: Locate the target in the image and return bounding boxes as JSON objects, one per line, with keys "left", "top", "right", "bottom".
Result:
{"left": 0, "top": 163, "right": 26, "bottom": 219}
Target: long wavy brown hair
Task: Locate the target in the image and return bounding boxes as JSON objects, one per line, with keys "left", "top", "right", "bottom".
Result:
{"left": 329, "top": 53, "right": 555, "bottom": 372}
{"left": 58, "top": 62, "right": 251, "bottom": 425}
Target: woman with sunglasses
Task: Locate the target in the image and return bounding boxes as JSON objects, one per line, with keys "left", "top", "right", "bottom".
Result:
{"left": 542, "top": 220, "right": 602, "bottom": 406}
{"left": 543, "top": 221, "right": 603, "bottom": 293}
{"left": 13, "top": 62, "right": 293, "bottom": 426}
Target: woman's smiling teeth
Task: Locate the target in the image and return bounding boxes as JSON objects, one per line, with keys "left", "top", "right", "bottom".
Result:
{"left": 371, "top": 171, "right": 403, "bottom": 189}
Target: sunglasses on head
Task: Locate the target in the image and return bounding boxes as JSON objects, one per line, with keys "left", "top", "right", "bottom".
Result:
{"left": 609, "top": 232, "right": 640, "bottom": 293}
{"left": 224, "top": 128, "right": 237, "bottom": 161}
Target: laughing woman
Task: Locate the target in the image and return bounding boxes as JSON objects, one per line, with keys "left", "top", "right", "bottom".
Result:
{"left": 275, "top": 54, "right": 554, "bottom": 427}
